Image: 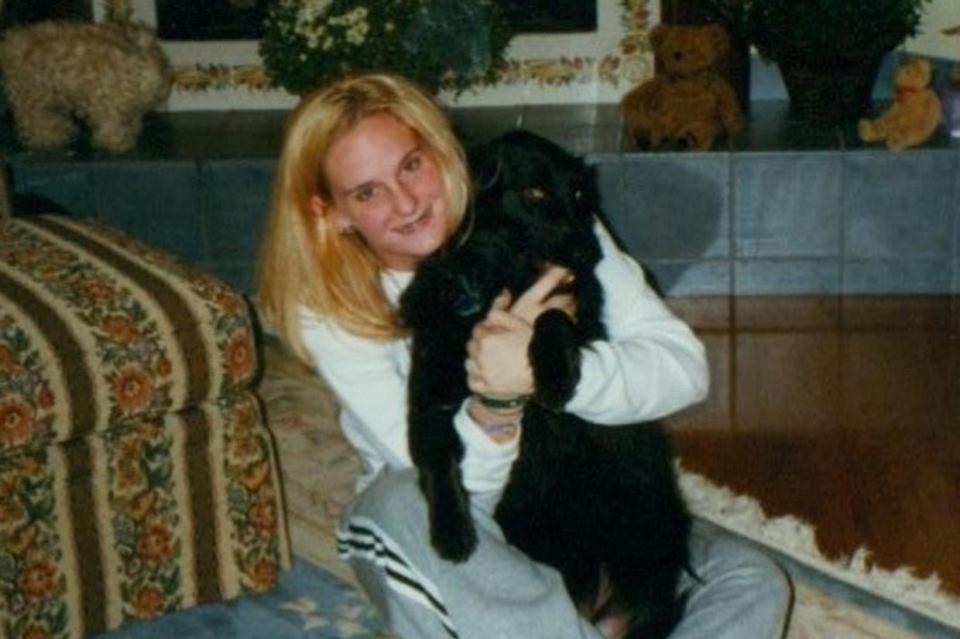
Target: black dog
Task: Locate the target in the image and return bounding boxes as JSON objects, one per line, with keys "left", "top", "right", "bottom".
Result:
{"left": 400, "top": 130, "right": 691, "bottom": 637}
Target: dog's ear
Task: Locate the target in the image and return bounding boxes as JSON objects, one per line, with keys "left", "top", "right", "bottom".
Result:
{"left": 467, "top": 139, "right": 504, "bottom": 194}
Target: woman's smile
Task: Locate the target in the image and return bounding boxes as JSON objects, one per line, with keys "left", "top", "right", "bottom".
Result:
{"left": 394, "top": 208, "right": 433, "bottom": 235}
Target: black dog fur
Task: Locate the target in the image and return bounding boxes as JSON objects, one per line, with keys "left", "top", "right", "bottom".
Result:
{"left": 400, "top": 130, "right": 691, "bottom": 638}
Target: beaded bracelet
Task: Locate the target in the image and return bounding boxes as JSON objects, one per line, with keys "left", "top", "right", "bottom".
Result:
{"left": 479, "top": 419, "right": 520, "bottom": 442}
{"left": 476, "top": 393, "right": 531, "bottom": 412}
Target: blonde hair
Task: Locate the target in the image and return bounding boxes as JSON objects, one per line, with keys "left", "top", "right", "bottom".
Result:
{"left": 257, "top": 72, "right": 469, "bottom": 361}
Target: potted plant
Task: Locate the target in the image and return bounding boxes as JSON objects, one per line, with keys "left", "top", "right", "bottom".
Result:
{"left": 259, "top": 0, "right": 514, "bottom": 96}
{"left": 738, "top": 0, "right": 931, "bottom": 124}
{"left": 942, "top": 25, "right": 960, "bottom": 138}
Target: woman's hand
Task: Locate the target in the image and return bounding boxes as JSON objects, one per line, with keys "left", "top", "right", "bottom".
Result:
{"left": 465, "top": 265, "right": 575, "bottom": 400}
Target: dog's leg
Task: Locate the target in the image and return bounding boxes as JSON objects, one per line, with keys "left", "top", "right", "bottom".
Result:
{"left": 529, "top": 309, "right": 581, "bottom": 410}
{"left": 409, "top": 408, "right": 478, "bottom": 562}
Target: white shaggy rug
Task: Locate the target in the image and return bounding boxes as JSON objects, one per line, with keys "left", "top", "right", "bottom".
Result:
{"left": 679, "top": 468, "right": 960, "bottom": 636}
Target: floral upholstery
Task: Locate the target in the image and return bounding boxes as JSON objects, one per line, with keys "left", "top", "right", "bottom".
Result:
{"left": 0, "top": 215, "right": 291, "bottom": 639}
{"left": 0, "top": 216, "right": 258, "bottom": 447}
{"left": 256, "top": 334, "right": 361, "bottom": 589}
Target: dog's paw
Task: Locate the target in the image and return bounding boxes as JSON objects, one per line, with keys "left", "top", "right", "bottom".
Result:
{"left": 420, "top": 465, "right": 479, "bottom": 562}
{"left": 529, "top": 309, "right": 581, "bottom": 410}
{"left": 431, "top": 511, "right": 479, "bottom": 562}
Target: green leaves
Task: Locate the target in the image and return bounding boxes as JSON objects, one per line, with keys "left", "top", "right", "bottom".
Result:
{"left": 694, "top": 0, "right": 932, "bottom": 61}
{"left": 259, "top": 0, "right": 516, "bottom": 95}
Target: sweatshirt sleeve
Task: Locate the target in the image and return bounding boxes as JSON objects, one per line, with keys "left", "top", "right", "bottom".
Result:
{"left": 299, "top": 311, "right": 518, "bottom": 501}
{"left": 564, "top": 222, "right": 709, "bottom": 424}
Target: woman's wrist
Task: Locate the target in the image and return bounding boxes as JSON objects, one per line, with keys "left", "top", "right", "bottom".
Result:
{"left": 467, "top": 396, "right": 523, "bottom": 444}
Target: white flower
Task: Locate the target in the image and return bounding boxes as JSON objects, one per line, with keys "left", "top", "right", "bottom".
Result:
{"left": 345, "top": 21, "right": 369, "bottom": 45}
{"left": 295, "top": 0, "right": 334, "bottom": 36}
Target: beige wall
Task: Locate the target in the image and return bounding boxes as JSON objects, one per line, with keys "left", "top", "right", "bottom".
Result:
{"left": 904, "top": 0, "right": 959, "bottom": 60}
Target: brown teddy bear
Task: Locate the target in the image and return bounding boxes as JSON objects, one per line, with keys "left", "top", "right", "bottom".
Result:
{"left": 0, "top": 20, "right": 171, "bottom": 153}
{"left": 858, "top": 57, "right": 942, "bottom": 151}
{"left": 621, "top": 23, "right": 744, "bottom": 151}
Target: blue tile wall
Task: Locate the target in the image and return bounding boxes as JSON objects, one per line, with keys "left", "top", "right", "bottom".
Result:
{"left": 843, "top": 259, "right": 954, "bottom": 295}
{"left": 521, "top": 104, "right": 623, "bottom": 156}
{"left": 13, "top": 164, "right": 97, "bottom": 216}
{"left": 734, "top": 259, "right": 842, "bottom": 296}
{"left": 589, "top": 155, "right": 623, "bottom": 226}
{"left": 199, "top": 260, "right": 260, "bottom": 295}
{"left": 91, "top": 162, "right": 205, "bottom": 261}
{"left": 843, "top": 151, "right": 957, "bottom": 260}
{"left": 733, "top": 155, "right": 843, "bottom": 259}
{"left": 616, "top": 155, "right": 731, "bottom": 260}
{"left": 199, "top": 160, "right": 277, "bottom": 290}
{"left": 6, "top": 104, "right": 960, "bottom": 297}
{"left": 201, "top": 160, "right": 276, "bottom": 262}
{"left": 644, "top": 260, "right": 732, "bottom": 297}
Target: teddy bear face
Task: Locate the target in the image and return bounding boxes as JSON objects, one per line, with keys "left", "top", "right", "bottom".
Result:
{"left": 651, "top": 24, "right": 730, "bottom": 76}
{"left": 895, "top": 57, "right": 932, "bottom": 91}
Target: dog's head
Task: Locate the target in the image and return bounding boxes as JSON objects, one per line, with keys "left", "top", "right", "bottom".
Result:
{"left": 465, "top": 130, "right": 599, "bottom": 255}
{"left": 403, "top": 130, "right": 604, "bottom": 330}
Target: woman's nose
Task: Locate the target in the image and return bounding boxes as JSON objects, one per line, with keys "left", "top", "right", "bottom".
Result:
{"left": 394, "top": 182, "right": 418, "bottom": 216}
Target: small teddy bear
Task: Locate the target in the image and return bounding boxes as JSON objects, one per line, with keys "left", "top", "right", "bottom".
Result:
{"left": 0, "top": 20, "right": 171, "bottom": 153}
{"left": 621, "top": 23, "right": 744, "bottom": 151}
{"left": 858, "top": 57, "right": 942, "bottom": 151}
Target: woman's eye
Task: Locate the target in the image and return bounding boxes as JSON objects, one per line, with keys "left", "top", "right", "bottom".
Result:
{"left": 354, "top": 186, "right": 376, "bottom": 203}
{"left": 523, "top": 186, "right": 548, "bottom": 204}
{"left": 403, "top": 155, "right": 423, "bottom": 173}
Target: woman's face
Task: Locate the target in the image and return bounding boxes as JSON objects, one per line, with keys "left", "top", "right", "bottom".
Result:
{"left": 313, "top": 112, "right": 451, "bottom": 271}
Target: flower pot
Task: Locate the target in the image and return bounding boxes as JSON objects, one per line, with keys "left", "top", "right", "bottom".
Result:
{"left": 724, "top": 35, "right": 752, "bottom": 114}
{"left": 942, "top": 76, "right": 960, "bottom": 139}
{"left": 775, "top": 49, "right": 886, "bottom": 126}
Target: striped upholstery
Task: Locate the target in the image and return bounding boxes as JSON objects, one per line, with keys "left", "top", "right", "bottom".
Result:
{"left": 0, "top": 215, "right": 258, "bottom": 446}
{"left": 0, "top": 216, "right": 291, "bottom": 639}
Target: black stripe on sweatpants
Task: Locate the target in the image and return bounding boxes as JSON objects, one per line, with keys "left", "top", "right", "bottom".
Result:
{"left": 338, "top": 522, "right": 458, "bottom": 638}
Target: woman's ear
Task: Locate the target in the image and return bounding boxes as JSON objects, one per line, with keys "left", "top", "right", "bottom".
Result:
{"left": 310, "top": 194, "right": 352, "bottom": 234}
{"left": 309, "top": 193, "right": 328, "bottom": 220}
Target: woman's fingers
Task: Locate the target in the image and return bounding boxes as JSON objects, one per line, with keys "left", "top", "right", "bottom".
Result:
{"left": 491, "top": 289, "right": 512, "bottom": 312}
{"left": 482, "top": 308, "right": 529, "bottom": 331}
{"left": 465, "top": 310, "right": 535, "bottom": 397}
{"left": 541, "top": 292, "right": 577, "bottom": 320}
{"left": 511, "top": 265, "right": 573, "bottom": 324}
{"left": 464, "top": 267, "right": 573, "bottom": 398}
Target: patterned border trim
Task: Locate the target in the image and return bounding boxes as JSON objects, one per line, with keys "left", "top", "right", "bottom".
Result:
{"left": 101, "top": 0, "right": 651, "bottom": 94}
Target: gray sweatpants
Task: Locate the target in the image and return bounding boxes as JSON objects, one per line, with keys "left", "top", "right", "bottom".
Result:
{"left": 338, "top": 469, "right": 791, "bottom": 639}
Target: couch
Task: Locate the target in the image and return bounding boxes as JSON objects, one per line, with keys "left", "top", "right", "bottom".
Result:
{"left": 0, "top": 214, "right": 291, "bottom": 639}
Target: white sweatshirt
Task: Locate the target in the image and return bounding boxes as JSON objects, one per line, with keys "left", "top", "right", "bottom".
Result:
{"left": 300, "top": 221, "right": 709, "bottom": 503}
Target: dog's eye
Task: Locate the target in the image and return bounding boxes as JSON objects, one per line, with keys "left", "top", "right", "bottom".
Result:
{"left": 573, "top": 189, "right": 584, "bottom": 201}
{"left": 522, "top": 187, "right": 548, "bottom": 204}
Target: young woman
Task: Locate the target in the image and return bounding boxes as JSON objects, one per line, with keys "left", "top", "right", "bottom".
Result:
{"left": 257, "top": 72, "right": 791, "bottom": 639}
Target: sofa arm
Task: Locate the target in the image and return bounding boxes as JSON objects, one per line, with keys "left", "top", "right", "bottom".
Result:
{"left": 0, "top": 214, "right": 259, "bottom": 452}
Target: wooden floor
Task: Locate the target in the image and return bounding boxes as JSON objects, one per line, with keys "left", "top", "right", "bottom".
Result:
{"left": 664, "top": 295, "right": 960, "bottom": 596}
